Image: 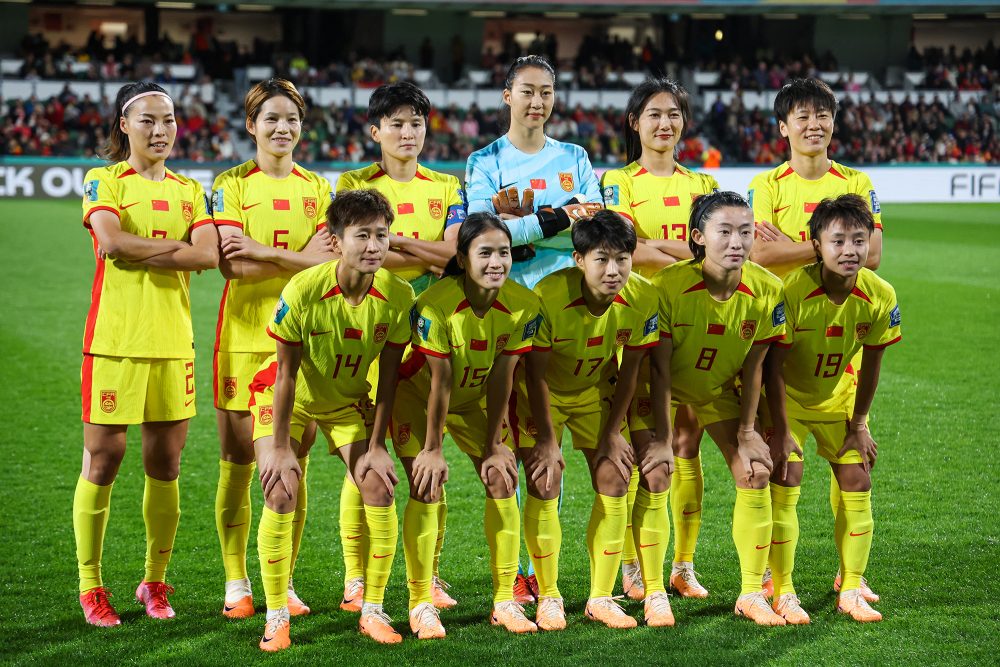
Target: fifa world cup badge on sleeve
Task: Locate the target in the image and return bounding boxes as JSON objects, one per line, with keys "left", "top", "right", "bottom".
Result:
{"left": 890, "top": 304, "right": 901, "bottom": 327}
{"left": 772, "top": 302, "right": 786, "bottom": 327}
{"left": 85, "top": 179, "right": 99, "bottom": 202}
{"left": 644, "top": 314, "right": 658, "bottom": 336}
{"left": 870, "top": 190, "right": 881, "bottom": 214}
{"left": 747, "top": 189, "right": 754, "bottom": 208}
{"left": 417, "top": 315, "right": 432, "bottom": 341}
{"left": 522, "top": 315, "right": 541, "bottom": 341}
{"left": 212, "top": 189, "right": 223, "bottom": 213}
{"left": 273, "top": 297, "right": 290, "bottom": 325}
{"left": 602, "top": 185, "right": 619, "bottom": 206}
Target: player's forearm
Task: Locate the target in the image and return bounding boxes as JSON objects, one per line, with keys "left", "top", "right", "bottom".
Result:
{"left": 382, "top": 250, "right": 424, "bottom": 270}
{"left": 632, "top": 242, "right": 676, "bottom": 272}
{"left": 219, "top": 257, "right": 286, "bottom": 280}
{"left": 749, "top": 240, "right": 814, "bottom": 268}
{"left": 650, "top": 343, "right": 673, "bottom": 441}
{"left": 425, "top": 372, "right": 451, "bottom": 452}
{"left": 271, "top": 375, "right": 297, "bottom": 452}
{"left": 864, "top": 230, "right": 883, "bottom": 270}
{"left": 602, "top": 352, "right": 641, "bottom": 441}
{"left": 104, "top": 230, "right": 187, "bottom": 263}
{"left": 371, "top": 347, "right": 404, "bottom": 443}
{"left": 268, "top": 247, "right": 337, "bottom": 273}
{"left": 763, "top": 350, "right": 791, "bottom": 433}
{"left": 739, "top": 348, "right": 768, "bottom": 430}
{"left": 648, "top": 238, "right": 693, "bottom": 260}
{"left": 143, "top": 240, "right": 220, "bottom": 271}
{"left": 395, "top": 237, "right": 458, "bottom": 268}
{"left": 851, "top": 348, "right": 884, "bottom": 425}
{"left": 484, "top": 363, "right": 515, "bottom": 454}
{"left": 525, "top": 363, "right": 557, "bottom": 443}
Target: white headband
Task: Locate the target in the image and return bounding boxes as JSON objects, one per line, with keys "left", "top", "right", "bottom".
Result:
{"left": 121, "top": 91, "right": 172, "bottom": 114}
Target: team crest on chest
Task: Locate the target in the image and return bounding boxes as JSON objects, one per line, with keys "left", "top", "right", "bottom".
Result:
{"left": 740, "top": 319, "right": 757, "bottom": 340}
{"left": 855, "top": 322, "right": 871, "bottom": 341}
{"left": 526, "top": 418, "right": 539, "bottom": 437}
{"left": 100, "top": 389, "right": 117, "bottom": 414}
{"left": 637, "top": 397, "right": 651, "bottom": 417}
{"left": 428, "top": 198, "right": 444, "bottom": 220}
{"left": 224, "top": 377, "right": 238, "bottom": 399}
{"left": 558, "top": 172, "right": 574, "bottom": 192}
{"left": 496, "top": 333, "right": 510, "bottom": 351}
{"left": 258, "top": 405, "right": 273, "bottom": 425}
{"left": 397, "top": 422, "right": 411, "bottom": 444}
{"left": 374, "top": 323, "right": 389, "bottom": 344}
{"left": 181, "top": 201, "right": 194, "bottom": 223}
{"left": 615, "top": 329, "right": 632, "bottom": 346}
{"left": 303, "top": 197, "right": 318, "bottom": 219}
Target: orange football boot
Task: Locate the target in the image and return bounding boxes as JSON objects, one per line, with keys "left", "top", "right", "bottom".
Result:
{"left": 585, "top": 597, "right": 638, "bottom": 629}
{"left": 734, "top": 591, "right": 786, "bottom": 627}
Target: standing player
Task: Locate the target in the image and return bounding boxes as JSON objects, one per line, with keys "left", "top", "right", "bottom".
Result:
{"left": 747, "top": 78, "right": 883, "bottom": 602}
{"left": 211, "top": 78, "right": 335, "bottom": 620}
{"left": 75, "top": 82, "right": 219, "bottom": 626}
{"left": 631, "top": 191, "right": 788, "bottom": 626}
{"left": 249, "top": 190, "right": 413, "bottom": 650}
{"left": 602, "top": 78, "right": 720, "bottom": 600}
{"left": 390, "top": 213, "right": 541, "bottom": 637}
{"left": 335, "top": 82, "right": 466, "bottom": 611}
{"left": 465, "top": 53, "right": 601, "bottom": 600}
{"left": 510, "top": 210, "right": 668, "bottom": 630}
{"left": 465, "top": 55, "right": 603, "bottom": 290}
{"left": 762, "top": 194, "right": 900, "bottom": 624}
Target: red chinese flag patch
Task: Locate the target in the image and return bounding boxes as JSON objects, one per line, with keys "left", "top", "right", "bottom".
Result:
{"left": 273, "top": 199, "right": 290, "bottom": 210}
{"left": 530, "top": 179, "right": 547, "bottom": 190}
{"left": 397, "top": 202, "right": 415, "bottom": 215}
{"left": 707, "top": 323, "right": 726, "bottom": 335}
{"left": 152, "top": 200, "right": 169, "bottom": 211}
{"left": 470, "top": 339, "right": 488, "bottom": 351}
{"left": 663, "top": 196, "right": 680, "bottom": 207}
{"left": 826, "top": 325, "right": 844, "bottom": 337}
{"left": 344, "top": 328, "right": 363, "bottom": 340}
{"left": 587, "top": 336, "right": 604, "bottom": 347}
{"left": 804, "top": 202, "right": 818, "bottom": 213}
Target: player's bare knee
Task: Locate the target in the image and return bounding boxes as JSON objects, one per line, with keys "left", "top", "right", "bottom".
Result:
{"left": 640, "top": 467, "right": 670, "bottom": 493}
{"left": 593, "top": 461, "right": 629, "bottom": 497}
{"left": 673, "top": 430, "right": 702, "bottom": 459}
{"left": 748, "top": 466, "right": 771, "bottom": 490}
{"left": 358, "top": 475, "right": 395, "bottom": 507}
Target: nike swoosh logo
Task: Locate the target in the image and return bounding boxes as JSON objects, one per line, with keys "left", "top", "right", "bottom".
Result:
{"left": 850, "top": 530, "right": 871, "bottom": 537}
{"left": 755, "top": 544, "right": 769, "bottom": 550}
{"left": 533, "top": 552, "right": 554, "bottom": 559}
{"left": 772, "top": 539, "right": 791, "bottom": 545}
{"left": 639, "top": 543, "right": 659, "bottom": 549}
{"left": 345, "top": 534, "right": 362, "bottom": 540}
{"left": 373, "top": 553, "right": 392, "bottom": 559}
{"left": 553, "top": 337, "right": 573, "bottom": 343}
{"left": 673, "top": 323, "right": 692, "bottom": 328}
{"left": 262, "top": 635, "right": 274, "bottom": 643}
{"left": 773, "top": 205, "right": 790, "bottom": 214}
{"left": 630, "top": 200, "right": 648, "bottom": 208}
{"left": 602, "top": 549, "right": 622, "bottom": 556}
{"left": 224, "top": 604, "right": 237, "bottom": 612}
{"left": 794, "top": 327, "right": 816, "bottom": 332}
{"left": 682, "top": 508, "right": 701, "bottom": 515}
{"left": 450, "top": 343, "right": 464, "bottom": 348}
{"left": 225, "top": 522, "right": 246, "bottom": 528}
{"left": 242, "top": 203, "right": 261, "bottom": 211}
{"left": 121, "top": 202, "right": 140, "bottom": 210}
{"left": 159, "top": 548, "right": 172, "bottom": 554}
{"left": 185, "top": 398, "right": 195, "bottom": 407}
{"left": 268, "top": 556, "right": 287, "bottom": 564}
{"left": 310, "top": 330, "right": 332, "bottom": 337}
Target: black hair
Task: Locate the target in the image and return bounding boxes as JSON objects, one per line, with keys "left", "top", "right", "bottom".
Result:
{"left": 572, "top": 209, "right": 637, "bottom": 256}
{"left": 102, "top": 81, "right": 171, "bottom": 162}
{"left": 623, "top": 78, "right": 691, "bottom": 164}
{"left": 499, "top": 55, "right": 556, "bottom": 133}
{"left": 326, "top": 189, "right": 394, "bottom": 238}
{"left": 808, "top": 194, "right": 875, "bottom": 251}
{"left": 688, "top": 191, "right": 751, "bottom": 261}
{"left": 773, "top": 77, "right": 839, "bottom": 123}
{"left": 367, "top": 81, "right": 431, "bottom": 126}
{"left": 443, "top": 212, "right": 512, "bottom": 276}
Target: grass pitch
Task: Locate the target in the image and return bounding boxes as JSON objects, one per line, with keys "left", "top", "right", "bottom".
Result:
{"left": 1, "top": 201, "right": 998, "bottom": 666}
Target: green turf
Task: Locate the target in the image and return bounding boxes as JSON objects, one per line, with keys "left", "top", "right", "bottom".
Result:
{"left": 2, "top": 201, "right": 998, "bottom": 665}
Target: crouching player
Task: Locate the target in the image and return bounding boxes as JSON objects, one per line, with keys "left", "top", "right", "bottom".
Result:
{"left": 633, "top": 191, "right": 787, "bottom": 626}
{"left": 762, "top": 194, "right": 901, "bottom": 624}
{"left": 510, "top": 210, "right": 663, "bottom": 629}
{"left": 248, "top": 190, "right": 415, "bottom": 650}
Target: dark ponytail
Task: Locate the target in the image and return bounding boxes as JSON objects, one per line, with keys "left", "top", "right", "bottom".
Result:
{"left": 101, "top": 81, "right": 171, "bottom": 162}
{"left": 443, "top": 212, "right": 512, "bottom": 276}
{"left": 688, "top": 191, "right": 750, "bottom": 261}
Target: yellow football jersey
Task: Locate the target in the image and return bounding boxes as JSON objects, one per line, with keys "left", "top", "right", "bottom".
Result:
{"left": 748, "top": 160, "right": 882, "bottom": 277}
{"left": 526, "top": 267, "right": 659, "bottom": 404}
{"left": 777, "top": 264, "right": 901, "bottom": 420}
{"left": 212, "top": 160, "right": 332, "bottom": 353}
{"left": 266, "top": 261, "right": 415, "bottom": 413}
{"left": 81, "top": 161, "right": 213, "bottom": 359}
{"left": 336, "top": 163, "right": 466, "bottom": 285}
{"left": 601, "top": 162, "right": 719, "bottom": 273}
{"left": 400, "top": 275, "right": 540, "bottom": 410}
{"left": 654, "top": 259, "right": 786, "bottom": 405}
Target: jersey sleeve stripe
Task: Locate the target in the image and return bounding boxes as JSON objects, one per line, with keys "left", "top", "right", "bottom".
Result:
{"left": 863, "top": 334, "right": 901, "bottom": 350}
{"left": 502, "top": 344, "right": 532, "bottom": 356}
{"left": 413, "top": 344, "right": 449, "bottom": 359}
{"left": 624, "top": 340, "right": 658, "bottom": 350}
{"left": 775, "top": 341, "right": 793, "bottom": 349}
{"left": 659, "top": 331, "right": 672, "bottom": 339}
{"left": 83, "top": 205, "right": 120, "bottom": 228}
{"left": 752, "top": 334, "right": 785, "bottom": 345}
{"left": 531, "top": 344, "right": 552, "bottom": 352}
{"left": 384, "top": 340, "right": 409, "bottom": 349}
{"left": 266, "top": 328, "right": 302, "bottom": 346}
{"left": 214, "top": 219, "right": 243, "bottom": 229}
{"left": 189, "top": 219, "right": 215, "bottom": 231}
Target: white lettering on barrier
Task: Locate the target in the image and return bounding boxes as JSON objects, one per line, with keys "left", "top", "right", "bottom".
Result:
{"left": 41, "top": 167, "right": 87, "bottom": 197}
{"left": 0, "top": 166, "right": 34, "bottom": 196}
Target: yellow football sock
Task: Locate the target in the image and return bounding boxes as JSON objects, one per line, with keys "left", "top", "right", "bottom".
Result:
{"left": 633, "top": 487, "right": 669, "bottom": 595}
{"left": 340, "top": 477, "right": 365, "bottom": 584}
{"left": 732, "top": 487, "right": 772, "bottom": 596}
{"left": 484, "top": 496, "right": 520, "bottom": 603}
{"left": 433, "top": 485, "right": 447, "bottom": 578}
{"left": 622, "top": 467, "right": 639, "bottom": 564}
{"left": 524, "top": 494, "right": 561, "bottom": 599}
{"left": 258, "top": 506, "right": 293, "bottom": 610}
{"left": 768, "top": 483, "right": 800, "bottom": 598}
{"left": 830, "top": 473, "right": 842, "bottom": 522}
{"left": 215, "top": 460, "right": 254, "bottom": 582}
{"left": 836, "top": 490, "right": 873, "bottom": 592}
{"left": 289, "top": 456, "right": 308, "bottom": 576}
{"left": 587, "top": 493, "right": 627, "bottom": 598}
{"left": 143, "top": 475, "right": 180, "bottom": 583}
{"left": 403, "top": 498, "right": 438, "bottom": 608}
{"left": 671, "top": 454, "right": 704, "bottom": 563}
{"left": 74, "top": 476, "right": 113, "bottom": 593}
{"left": 363, "top": 503, "right": 398, "bottom": 605}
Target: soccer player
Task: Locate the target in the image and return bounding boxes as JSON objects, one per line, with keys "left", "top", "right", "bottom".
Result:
{"left": 335, "top": 82, "right": 466, "bottom": 611}
{"left": 465, "top": 55, "right": 603, "bottom": 290}
{"left": 510, "top": 210, "right": 668, "bottom": 630}
{"left": 465, "top": 53, "right": 601, "bottom": 601}
{"left": 75, "top": 81, "right": 219, "bottom": 626}
{"left": 747, "top": 78, "right": 884, "bottom": 602}
{"left": 762, "top": 194, "right": 900, "bottom": 624}
{"left": 390, "top": 213, "right": 541, "bottom": 636}
{"left": 211, "top": 78, "right": 336, "bottom": 620}
{"left": 631, "top": 191, "right": 788, "bottom": 626}
{"left": 249, "top": 190, "right": 413, "bottom": 650}
{"left": 602, "top": 78, "right": 720, "bottom": 600}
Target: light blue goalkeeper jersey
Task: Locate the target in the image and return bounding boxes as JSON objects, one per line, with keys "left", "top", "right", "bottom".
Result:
{"left": 465, "top": 135, "right": 602, "bottom": 288}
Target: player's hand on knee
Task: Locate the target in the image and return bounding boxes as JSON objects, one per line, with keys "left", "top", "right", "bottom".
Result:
{"left": 736, "top": 428, "right": 774, "bottom": 484}
{"left": 640, "top": 436, "right": 674, "bottom": 477}
{"left": 524, "top": 439, "right": 564, "bottom": 495}
{"left": 839, "top": 424, "right": 878, "bottom": 472}
{"left": 769, "top": 429, "right": 802, "bottom": 482}
{"left": 260, "top": 445, "right": 302, "bottom": 503}
{"left": 480, "top": 445, "right": 518, "bottom": 495}
{"left": 596, "top": 431, "right": 634, "bottom": 482}
{"left": 357, "top": 445, "right": 400, "bottom": 496}
{"left": 413, "top": 448, "right": 449, "bottom": 501}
